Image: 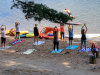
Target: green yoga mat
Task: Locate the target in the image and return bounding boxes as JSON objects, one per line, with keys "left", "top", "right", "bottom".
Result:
{"left": 23, "top": 49, "right": 37, "bottom": 54}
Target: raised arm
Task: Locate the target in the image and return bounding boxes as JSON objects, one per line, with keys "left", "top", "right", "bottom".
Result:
{"left": 0, "top": 25, "right": 3, "bottom": 30}
{"left": 53, "top": 28, "right": 55, "bottom": 36}
{"left": 18, "top": 22, "right": 20, "bottom": 25}
{"left": 81, "top": 25, "right": 84, "bottom": 30}
{"left": 84, "top": 24, "right": 87, "bottom": 33}
{"left": 72, "top": 25, "right": 73, "bottom": 29}
{"left": 4, "top": 25, "right": 6, "bottom": 30}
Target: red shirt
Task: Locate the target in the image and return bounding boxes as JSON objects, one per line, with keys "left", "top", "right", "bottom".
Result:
{"left": 92, "top": 43, "right": 98, "bottom": 48}
{"left": 60, "top": 26, "right": 64, "bottom": 32}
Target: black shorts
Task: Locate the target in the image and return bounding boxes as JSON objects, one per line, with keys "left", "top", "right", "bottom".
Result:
{"left": 16, "top": 32, "right": 20, "bottom": 34}
{"left": 34, "top": 33, "right": 39, "bottom": 36}
{"left": 69, "top": 37, "right": 73, "bottom": 40}
{"left": 1, "top": 37, "right": 6, "bottom": 43}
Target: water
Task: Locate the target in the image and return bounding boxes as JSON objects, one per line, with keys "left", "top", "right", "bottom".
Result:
{"left": 0, "top": 0, "right": 100, "bottom": 34}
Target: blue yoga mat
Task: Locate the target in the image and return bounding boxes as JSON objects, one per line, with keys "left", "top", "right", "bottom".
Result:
{"left": 66, "top": 45, "right": 78, "bottom": 50}
{"left": 78, "top": 48, "right": 91, "bottom": 52}
{"left": 33, "top": 41, "right": 45, "bottom": 45}
{"left": 51, "top": 49, "right": 63, "bottom": 53}
{"left": 0, "top": 46, "right": 11, "bottom": 50}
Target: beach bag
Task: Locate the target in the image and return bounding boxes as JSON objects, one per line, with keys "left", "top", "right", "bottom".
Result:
{"left": 91, "top": 43, "right": 98, "bottom": 52}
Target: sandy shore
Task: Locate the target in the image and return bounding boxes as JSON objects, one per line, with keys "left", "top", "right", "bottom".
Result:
{"left": 0, "top": 35, "right": 100, "bottom": 75}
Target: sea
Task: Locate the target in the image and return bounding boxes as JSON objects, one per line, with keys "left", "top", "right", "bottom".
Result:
{"left": 0, "top": 0, "right": 100, "bottom": 35}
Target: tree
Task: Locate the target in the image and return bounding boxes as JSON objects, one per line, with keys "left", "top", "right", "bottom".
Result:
{"left": 11, "top": 0, "right": 73, "bottom": 23}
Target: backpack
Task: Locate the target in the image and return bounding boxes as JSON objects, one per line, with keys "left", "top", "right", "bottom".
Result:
{"left": 91, "top": 43, "right": 98, "bottom": 52}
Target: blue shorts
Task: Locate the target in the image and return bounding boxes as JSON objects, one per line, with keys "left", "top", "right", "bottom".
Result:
{"left": 81, "top": 40, "right": 87, "bottom": 47}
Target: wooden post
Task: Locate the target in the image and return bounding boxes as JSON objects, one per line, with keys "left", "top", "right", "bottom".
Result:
{"left": 89, "top": 55, "right": 96, "bottom": 64}
{"left": 92, "top": 51, "right": 99, "bottom": 58}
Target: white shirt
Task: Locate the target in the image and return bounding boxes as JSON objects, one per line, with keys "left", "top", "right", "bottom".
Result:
{"left": 16, "top": 25, "right": 20, "bottom": 32}
{"left": 1, "top": 30, "right": 6, "bottom": 38}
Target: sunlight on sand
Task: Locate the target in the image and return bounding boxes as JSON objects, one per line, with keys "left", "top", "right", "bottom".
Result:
{"left": 4, "top": 60, "right": 22, "bottom": 66}
{"left": 4, "top": 50, "right": 16, "bottom": 53}
{"left": 28, "top": 64, "right": 51, "bottom": 72}
{"left": 28, "top": 64, "right": 37, "bottom": 69}
{"left": 62, "top": 62, "right": 71, "bottom": 68}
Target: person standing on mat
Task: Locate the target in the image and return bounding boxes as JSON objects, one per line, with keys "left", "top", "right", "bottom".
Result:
{"left": 0, "top": 25, "right": 6, "bottom": 49}
{"left": 68, "top": 25, "right": 73, "bottom": 48}
{"left": 80, "top": 24, "right": 87, "bottom": 52}
{"left": 60, "top": 22, "right": 65, "bottom": 41}
{"left": 15, "top": 21, "right": 20, "bottom": 41}
{"left": 53, "top": 26, "right": 59, "bottom": 52}
{"left": 33, "top": 24, "right": 39, "bottom": 44}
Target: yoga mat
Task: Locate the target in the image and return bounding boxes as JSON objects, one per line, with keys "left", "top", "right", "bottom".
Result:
{"left": 51, "top": 49, "right": 63, "bottom": 53}
{"left": 11, "top": 40, "right": 25, "bottom": 45}
{"left": 23, "top": 49, "right": 37, "bottom": 54}
{"left": 33, "top": 41, "right": 45, "bottom": 45}
{"left": 66, "top": 45, "right": 78, "bottom": 50}
{"left": 78, "top": 48, "right": 91, "bottom": 52}
{"left": 0, "top": 46, "right": 11, "bottom": 50}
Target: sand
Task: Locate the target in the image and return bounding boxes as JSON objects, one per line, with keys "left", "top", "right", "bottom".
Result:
{"left": 0, "top": 35, "right": 100, "bottom": 75}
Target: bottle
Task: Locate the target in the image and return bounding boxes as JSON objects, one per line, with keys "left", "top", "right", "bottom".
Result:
{"left": 94, "top": 66, "right": 96, "bottom": 69}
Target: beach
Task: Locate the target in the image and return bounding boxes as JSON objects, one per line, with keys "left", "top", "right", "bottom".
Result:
{"left": 0, "top": 35, "right": 100, "bottom": 75}
{"left": 0, "top": 0, "right": 100, "bottom": 75}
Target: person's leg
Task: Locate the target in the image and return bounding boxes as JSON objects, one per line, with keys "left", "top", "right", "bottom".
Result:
{"left": 71, "top": 40, "right": 72, "bottom": 47}
{"left": 1, "top": 37, "right": 3, "bottom": 48}
{"left": 4, "top": 38, "right": 6, "bottom": 49}
{"left": 69, "top": 40, "right": 70, "bottom": 47}
{"left": 63, "top": 32, "right": 64, "bottom": 40}
{"left": 37, "top": 36, "right": 39, "bottom": 44}
{"left": 54, "top": 41, "right": 56, "bottom": 51}
{"left": 80, "top": 40, "right": 83, "bottom": 50}
{"left": 69, "top": 37, "right": 70, "bottom": 47}
{"left": 57, "top": 42, "right": 59, "bottom": 51}
{"left": 61, "top": 32, "right": 62, "bottom": 39}
{"left": 1, "top": 42, "right": 2, "bottom": 47}
{"left": 34, "top": 36, "right": 36, "bottom": 43}
{"left": 71, "top": 37, "right": 73, "bottom": 48}
{"left": 15, "top": 33, "right": 17, "bottom": 40}
{"left": 18, "top": 33, "right": 20, "bottom": 41}
{"left": 84, "top": 40, "right": 87, "bottom": 52}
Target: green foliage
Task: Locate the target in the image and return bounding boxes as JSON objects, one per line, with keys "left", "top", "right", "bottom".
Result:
{"left": 11, "top": 0, "right": 73, "bottom": 23}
